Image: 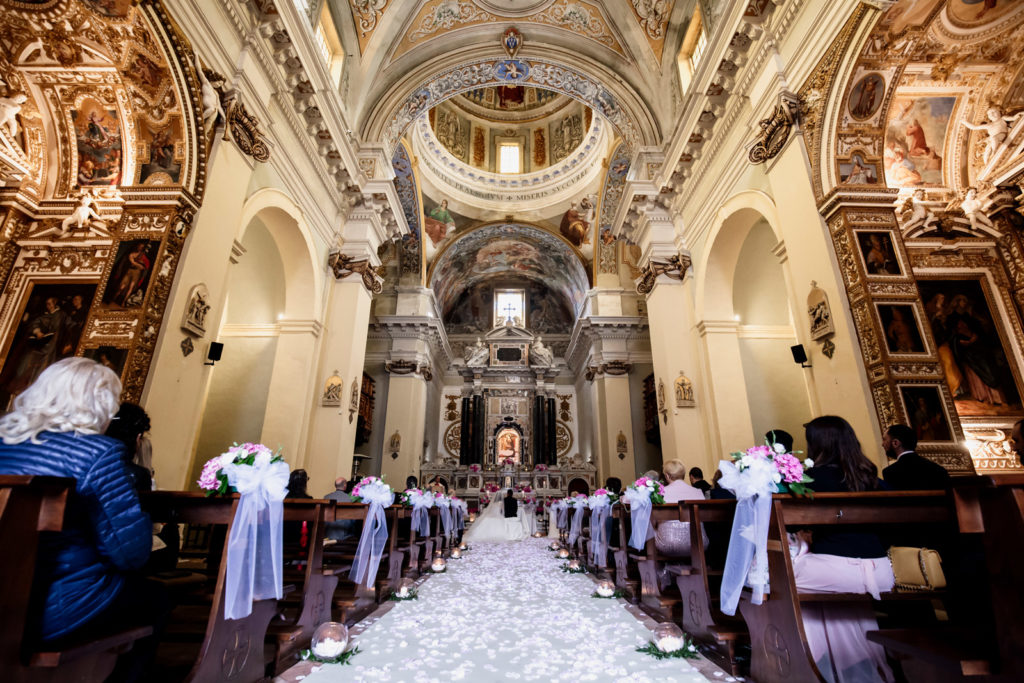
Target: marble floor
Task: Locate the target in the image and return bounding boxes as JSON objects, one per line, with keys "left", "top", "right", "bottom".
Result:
{"left": 277, "top": 537, "right": 740, "bottom": 682}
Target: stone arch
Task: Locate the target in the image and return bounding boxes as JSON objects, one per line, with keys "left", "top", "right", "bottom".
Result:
{"left": 361, "top": 52, "right": 660, "bottom": 158}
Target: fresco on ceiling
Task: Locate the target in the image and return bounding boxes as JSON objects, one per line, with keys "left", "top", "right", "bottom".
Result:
{"left": 430, "top": 223, "right": 589, "bottom": 320}
{"left": 392, "top": 142, "right": 422, "bottom": 276}
{"left": 461, "top": 86, "right": 560, "bottom": 111}
{"left": 598, "top": 142, "right": 630, "bottom": 234}
{"left": 73, "top": 99, "right": 122, "bottom": 186}
{"left": 918, "top": 278, "right": 1022, "bottom": 417}
{"left": 422, "top": 196, "right": 471, "bottom": 260}
{"left": 85, "top": 0, "right": 133, "bottom": 17}
{"left": 884, "top": 0, "right": 944, "bottom": 35}
{"left": 884, "top": 96, "right": 956, "bottom": 188}
{"left": 948, "top": 0, "right": 1018, "bottom": 27}
{"left": 445, "top": 281, "right": 573, "bottom": 334}
{"left": 139, "top": 120, "right": 181, "bottom": 184}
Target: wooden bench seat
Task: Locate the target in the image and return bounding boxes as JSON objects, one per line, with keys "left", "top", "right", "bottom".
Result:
{"left": 866, "top": 628, "right": 994, "bottom": 679}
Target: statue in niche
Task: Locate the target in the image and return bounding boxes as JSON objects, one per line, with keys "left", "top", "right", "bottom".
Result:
{"left": 181, "top": 283, "right": 211, "bottom": 336}
{"left": 960, "top": 107, "right": 1022, "bottom": 166}
{"left": 807, "top": 282, "right": 835, "bottom": 341}
{"left": 530, "top": 336, "right": 553, "bottom": 366}
{"left": 616, "top": 431, "right": 627, "bottom": 459}
{"left": 464, "top": 337, "right": 489, "bottom": 366}
{"left": 675, "top": 371, "right": 695, "bottom": 407}
{"left": 657, "top": 379, "right": 668, "bottom": 423}
{"left": 389, "top": 430, "right": 401, "bottom": 453}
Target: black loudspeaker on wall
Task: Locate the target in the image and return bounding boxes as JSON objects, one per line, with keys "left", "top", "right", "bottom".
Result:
{"left": 790, "top": 343, "right": 811, "bottom": 368}
{"left": 205, "top": 342, "right": 224, "bottom": 366}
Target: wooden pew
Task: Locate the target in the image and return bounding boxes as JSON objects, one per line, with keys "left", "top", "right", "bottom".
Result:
{"left": 1, "top": 475, "right": 153, "bottom": 683}
{"left": 624, "top": 503, "right": 689, "bottom": 619}
{"left": 321, "top": 502, "right": 395, "bottom": 622}
{"left": 612, "top": 504, "right": 640, "bottom": 601}
{"left": 867, "top": 475, "right": 1024, "bottom": 682}
{"left": 142, "top": 491, "right": 277, "bottom": 683}
{"left": 674, "top": 498, "right": 745, "bottom": 674}
{"left": 739, "top": 491, "right": 956, "bottom": 683}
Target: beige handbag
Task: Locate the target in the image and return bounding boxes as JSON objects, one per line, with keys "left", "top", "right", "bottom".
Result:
{"left": 887, "top": 546, "right": 946, "bottom": 590}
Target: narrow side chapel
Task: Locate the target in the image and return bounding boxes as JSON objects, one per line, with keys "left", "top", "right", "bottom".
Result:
{"left": 0, "top": 1, "right": 1022, "bottom": 683}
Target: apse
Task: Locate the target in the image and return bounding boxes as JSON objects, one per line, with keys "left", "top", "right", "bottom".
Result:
{"left": 428, "top": 223, "right": 590, "bottom": 328}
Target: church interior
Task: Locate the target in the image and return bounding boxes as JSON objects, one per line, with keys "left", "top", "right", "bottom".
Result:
{"left": 1, "top": 0, "right": 1024, "bottom": 681}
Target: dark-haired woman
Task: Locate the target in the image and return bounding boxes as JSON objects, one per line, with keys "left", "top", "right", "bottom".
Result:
{"left": 796, "top": 416, "right": 894, "bottom": 683}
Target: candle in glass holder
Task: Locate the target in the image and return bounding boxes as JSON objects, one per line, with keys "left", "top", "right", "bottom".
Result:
{"left": 597, "top": 580, "right": 615, "bottom": 597}
{"left": 557, "top": 548, "right": 570, "bottom": 559}
{"left": 311, "top": 622, "right": 349, "bottom": 659}
{"left": 567, "top": 559, "right": 581, "bottom": 570}
{"left": 459, "top": 541, "right": 468, "bottom": 550}
{"left": 654, "top": 622, "right": 685, "bottom": 652}
{"left": 533, "top": 531, "right": 544, "bottom": 538}
{"left": 450, "top": 547, "right": 462, "bottom": 559}
{"left": 434, "top": 549, "right": 443, "bottom": 558}
{"left": 431, "top": 558, "right": 447, "bottom": 572}
{"left": 397, "top": 578, "right": 414, "bottom": 599}
{"left": 549, "top": 541, "right": 560, "bottom": 551}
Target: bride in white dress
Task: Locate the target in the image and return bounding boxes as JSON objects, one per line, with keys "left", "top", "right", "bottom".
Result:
{"left": 464, "top": 489, "right": 530, "bottom": 543}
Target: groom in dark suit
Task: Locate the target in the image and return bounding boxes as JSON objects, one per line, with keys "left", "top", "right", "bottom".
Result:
{"left": 503, "top": 489, "right": 518, "bottom": 518}
{"left": 882, "top": 423, "right": 951, "bottom": 490}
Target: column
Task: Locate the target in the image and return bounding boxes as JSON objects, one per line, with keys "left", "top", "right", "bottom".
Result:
{"left": 459, "top": 396, "right": 471, "bottom": 465}
{"left": 378, "top": 370, "right": 429, "bottom": 486}
{"left": 696, "top": 320, "right": 755, "bottom": 458}
{"left": 546, "top": 396, "right": 557, "bottom": 463}
{"left": 632, "top": 203, "right": 711, "bottom": 473}
{"left": 593, "top": 372, "right": 637, "bottom": 484}
{"left": 472, "top": 393, "right": 485, "bottom": 464}
{"left": 260, "top": 318, "right": 322, "bottom": 460}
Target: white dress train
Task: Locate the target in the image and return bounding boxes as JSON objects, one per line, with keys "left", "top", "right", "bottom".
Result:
{"left": 464, "top": 490, "right": 528, "bottom": 543}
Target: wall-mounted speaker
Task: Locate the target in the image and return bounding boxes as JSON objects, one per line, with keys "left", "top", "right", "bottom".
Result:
{"left": 790, "top": 344, "right": 811, "bottom": 368}
{"left": 205, "top": 342, "right": 224, "bottom": 366}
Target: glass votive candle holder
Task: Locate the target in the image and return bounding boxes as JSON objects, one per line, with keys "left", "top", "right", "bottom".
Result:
{"left": 557, "top": 548, "right": 570, "bottom": 559}
{"left": 311, "top": 622, "right": 349, "bottom": 659}
{"left": 567, "top": 559, "right": 581, "bottom": 570}
{"left": 549, "top": 541, "right": 560, "bottom": 551}
{"left": 597, "top": 579, "right": 615, "bottom": 597}
{"left": 533, "top": 531, "right": 544, "bottom": 538}
{"left": 450, "top": 547, "right": 462, "bottom": 559}
{"left": 434, "top": 549, "right": 443, "bottom": 558}
{"left": 396, "top": 578, "right": 414, "bottom": 599}
{"left": 654, "top": 622, "right": 686, "bottom": 652}
{"left": 431, "top": 557, "right": 447, "bottom": 572}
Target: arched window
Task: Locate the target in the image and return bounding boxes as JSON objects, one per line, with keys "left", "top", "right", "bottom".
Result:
{"left": 677, "top": 8, "right": 707, "bottom": 93}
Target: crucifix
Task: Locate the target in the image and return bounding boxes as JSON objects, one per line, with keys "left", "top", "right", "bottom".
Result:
{"left": 503, "top": 303, "right": 516, "bottom": 323}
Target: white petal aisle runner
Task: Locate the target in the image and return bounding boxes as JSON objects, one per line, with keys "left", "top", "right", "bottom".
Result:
{"left": 300, "top": 537, "right": 710, "bottom": 682}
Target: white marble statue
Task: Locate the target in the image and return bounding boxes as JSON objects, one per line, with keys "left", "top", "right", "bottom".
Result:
{"left": 531, "top": 336, "right": 554, "bottom": 367}
{"left": 0, "top": 92, "right": 27, "bottom": 138}
{"left": 464, "top": 337, "right": 489, "bottom": 366}
{"left": 60, "top": 192, "right": 104, "bottom": 235}
{"left": 960, "top": 107, "right": 1022, "bottom": 166}
{"left": 959, "top": 187, "right": 995, "bottom": 233}
{"left": 905, "top": 188, "right": 940, "bottom": 232}
{"left": 195, "top": 56, "right": 224, "bottom": 135}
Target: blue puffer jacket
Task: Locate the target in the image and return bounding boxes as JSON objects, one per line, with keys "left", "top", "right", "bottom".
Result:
{"left": 0, "top": 430, "right": 152, "bottom": 639}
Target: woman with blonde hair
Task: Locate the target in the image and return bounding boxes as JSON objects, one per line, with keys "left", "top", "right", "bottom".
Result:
{"left": 0, "top": 357, "right": 160, "bottom": 682}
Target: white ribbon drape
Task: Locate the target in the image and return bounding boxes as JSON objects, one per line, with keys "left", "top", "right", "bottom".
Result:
{"left": 622, "top": 488, "right": 653, "bottom": 551}
{"left": 568, "top": 504, "right": 586, "bottom": 546}
{"left": 411, "top": 500, "right": 432, "bottom": 537}
{"left": 438, "top": 499, "right": 453, "bottom": 540}
{"left": 222, "top": 459, "right": 289, "bottom": 620}
{"left": 349, "top": 487, "right": 395, "bottom": 588}
{"left": 717, "top": 458, "right": 776, "bottom": 615}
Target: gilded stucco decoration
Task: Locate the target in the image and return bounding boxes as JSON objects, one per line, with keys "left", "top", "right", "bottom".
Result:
{"left": 0, "top": 0, "right": 207, "bottom": 406}
{"left": 808, "top": 0, "right": 1024, "bottom": 474}
{"left": 628, "top": 0, "right": 675, "bottom": 61}
{"left": 394, "top": 0, "right": 624, "bottom": 61}
{"left": 350, "top": 0, "right": 394, "bottom": 54}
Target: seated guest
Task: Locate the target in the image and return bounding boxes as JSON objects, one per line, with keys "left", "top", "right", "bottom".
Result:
{"left": 0, "top": 358, "right": 162, "bottom": 682}
{"left": 642, "top": 469, "right": 661, "bottom": 484}
{"left": 324, "top": 476, "right": 358, "bottom": 541}
{"left": 406, "top": 475, "right": 418, "bottom": 490}
{"left": 688, "top": 467, "right": 711, "bottom": 496}
{"left": 662, "top": 460, "right": 705, "bottom": 503}
{"left": 882, "top": 423, "right": 951, "bottom": 490}
{"left": 284, "top": 469, "right": 312, "bottom": 547}
{"left": 603, "top": 477, "right": 622, "bottom": 495}
{"left": 709, "top": 469, "right": 736, "bottom": 500}
{"left": 105, "top": 402, "right": 153, "bottom": 495}
{"left": 765, "top": 428, "right": 794, "bottom": 452}
{"left": 798, "top": 415, "right": 894, "bottom": 683}
{"left": 286, "top": 469, "right": 312, "bottom": 499}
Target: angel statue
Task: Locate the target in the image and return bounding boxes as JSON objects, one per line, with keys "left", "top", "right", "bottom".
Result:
{"left": 464, "top": 337, "right": 489, "bottom": 366}
{"left": 960, "top": 107, "right": 1022, "bottom": 166}
{"left": 900, "top": 189, "right": 941, "bottom": 233}
{"left": 530, "top": 336, "right": 554, "bottom": 367}
{"left": 0, "top": 92, "right": 27, "bottom": 139}
{"left": 957, "top": 187, "right": 995, "bottom": 233}
{"left": 55, "top": 192, "right": 104, "bottom": 236}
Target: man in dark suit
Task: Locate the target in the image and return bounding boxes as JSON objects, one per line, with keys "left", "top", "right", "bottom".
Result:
{"left": 503, "top": 489, "right": 518, "bottom": 518}
{"left": 882, "top": 423, "right": 951, "bottom": 490}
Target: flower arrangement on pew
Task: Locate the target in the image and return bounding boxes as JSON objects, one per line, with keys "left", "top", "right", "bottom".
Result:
{"left": 587, "top": 488, "right": 616, "bottom": 566}
{"left": 196, "top": 442, "right": 285, "bottom": 496}
{"left": 399, "top": 487, "right": 433, "bottom": 507}
{"left": 622, "top": 477, "right": 666, "bottom": 550}
{"left": 717, "top": 441, "right": 814, "bottom": 617}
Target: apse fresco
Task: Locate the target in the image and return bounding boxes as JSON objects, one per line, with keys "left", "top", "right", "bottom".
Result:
{"left": 445, "top": 281, "right": 573, "bottom": 334}
{"left": 918, "top": 279, "right": 1022, "bottom": 417}
{"left": 948, "top": 0, "right": 1018, "bottom": 26}
{"left": 73, "top": 99, "right": 122, "bottom": 186}
{"left": 430, "top": 223, "right": 589, "bottom": 320}
{"left": 884, "top": 97, "right": 956, "bottom": 187}
{"left": 885, "top": 0, "right": 944, "bottom": 34}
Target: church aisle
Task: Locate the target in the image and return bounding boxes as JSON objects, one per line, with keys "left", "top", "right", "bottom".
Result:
{"left": 293, "top": 538, "right": 714, "bottom": 682}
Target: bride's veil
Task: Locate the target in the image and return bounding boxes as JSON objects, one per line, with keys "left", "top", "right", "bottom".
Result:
{"left": 481, "top": 488, "right": 510, "bottom": 519}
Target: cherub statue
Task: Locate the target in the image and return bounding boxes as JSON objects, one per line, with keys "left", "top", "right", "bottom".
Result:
{"left": 0, "top": 92, "right": 27, "bottom": 138}
{"left": 464, "top": 337, "right": 489, "bottom": 366}
{"left": 961, "top": 107, "right": 1023, "bottom": 166}
{"left": 900, "top": 188, "right": 941, "bottom": 232}
{"left": 59, "top": 191, "right": 104, "bottom": 235}
{"left": 958, "top": 187, "right": 995, "bottom": 233}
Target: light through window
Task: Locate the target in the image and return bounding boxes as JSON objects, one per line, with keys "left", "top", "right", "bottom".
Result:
{"left": 494, "top": 289, "right": 525, "bottom": 327}
{"left": 498, "top": 143, "right": 521, "bottom": 174}
{"left": 314, "top": 24, "right": 331, "bottom": 64}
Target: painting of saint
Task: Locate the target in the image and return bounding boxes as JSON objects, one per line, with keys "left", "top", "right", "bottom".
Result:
{"left": 83, "top": 346, "right": 128, "bottom": 377}
{"left": 857, "top": 231, "right": 901, "bottom": 276}
{"left": 559, "top": 196, "right": 594, "bottom": 248}
{"left": 899, "top": 386, "right": 953, "bottom": 442}
{"left": 849, "top": 73, "right": 885, "bottom": 120}
{"left": 840, "top": 154, "right": 878, "bottom": 184}
{"left": 497, "top": 85, "right": 524, "bottom": 109}
{"left": 129, "top": 53, "right": 163, "bottom": 93}
{"left": 423, "top": 198, "right": 456, "bottom": 247}
{"left": 884, "top": 97, "right": 956, "bottom": 187}
{"left": 878, "top": 304, "right": 926, "bottom": 354}
{"left": 0, "top": 283, "right": 98, "bottom": 409}
{"left": 140, "top": 123, "right": 181, "bottom": 184}
{"left": 103, "top": 240, "right": 160, "bottom": 309}
{"left": 497, "top": 429, "right": 520, "bottom": 461}
{"left": 919, "top": 279, "right": 1022, "bottom": 416}
{"left": 948, "top": 0, "right": 1015, "bottom": 26}
{"left": 73, "top": 99, "right": 122, "bottom": 186}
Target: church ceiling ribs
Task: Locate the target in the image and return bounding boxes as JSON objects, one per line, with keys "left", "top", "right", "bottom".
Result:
{"left": 391, "top": 0, "right": 625, "bottom": 62}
